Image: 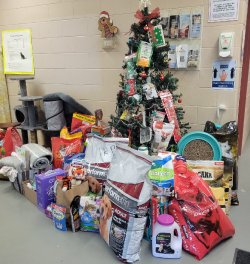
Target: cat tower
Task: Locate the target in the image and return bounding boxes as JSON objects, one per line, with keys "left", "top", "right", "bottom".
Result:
{"left": 11, "top": 77, "right": 43, "bottom": 144}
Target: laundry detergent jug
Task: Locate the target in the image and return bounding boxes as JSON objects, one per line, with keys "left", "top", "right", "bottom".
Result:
{"left": 152, "top": 214, "right": 182, "bottom": 259}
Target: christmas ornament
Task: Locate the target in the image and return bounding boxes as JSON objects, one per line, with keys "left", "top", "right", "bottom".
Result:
{"left": 159, "top": 90, "right": 182, "bottom": 143}
{"left": 119, "top": 77, "right": 123, "bottom": 83}
{"left": 148, "top": 25, "right": 165, "bottom": 48}
{"left": 133, "top": 35, "right": 137, "bottom": 39}
{"left": 129, "top": 94, "right": 142, "bottom": 103}
{"left": 98, "top": 11, "right": 118, "bottom": 38}
{"left": 159, "top": 71, "right": 165, "bottom": 81}
{"left": 125, "top": 77, "right": 136, "bottom": 96}
{"left": 178, "top": 99, "right": 182, "bottom": 103}
{"left": 174, "top": 106, "right": 177, "bottom": 110}
{"left": 144, "top": 25, "right": 149, "bottom": 31}
{"left": 141, "top": 71, "right": 147, "bottom": 78}
{"left": 139, "top": 0, "right": 151, "bottom": 8}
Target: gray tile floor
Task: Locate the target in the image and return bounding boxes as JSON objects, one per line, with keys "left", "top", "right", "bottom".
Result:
{"left": 1, "top": 135, "right": 250, "bottom": 264}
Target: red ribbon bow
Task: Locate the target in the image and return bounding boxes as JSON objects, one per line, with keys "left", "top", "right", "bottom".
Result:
{"left": 134, "top": 7, "right": 160, "bottom": 43}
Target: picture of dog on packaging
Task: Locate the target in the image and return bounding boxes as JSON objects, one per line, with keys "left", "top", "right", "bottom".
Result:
{"left": 100, "top": 194, "right": 113, "bottom": 244}
{"left": 153, "top": 131, "right": 171, "bottom": 152}
{"left": 86, "top": 176, "right": 102, "bottom": 194}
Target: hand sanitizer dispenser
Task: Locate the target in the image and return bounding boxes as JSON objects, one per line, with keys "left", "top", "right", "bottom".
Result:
{"left": 219, "top": 32, "right": 234, "bottom": 57}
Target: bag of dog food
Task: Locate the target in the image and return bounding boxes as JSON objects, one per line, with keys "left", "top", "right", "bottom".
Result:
{"left": 79, "top": 194, "right": 102, "bottom": 233}
{"left": 152, "top": 121, "right": 175, "bottom": 153}
{"left": 204, "top": 121, "right": 239, "bottom": 205}
{"left": 187, "top": 160, "right": 232, "bottom": 215}
{"left": 168, "top": 159, "right": 235, "bottom": 260}
{"left": 99, "top": 143, "right": 154, "bottom": 262}
{"left": 144, "top": 196, "right": 168, "bottom": 242}
{"left": 84, "top": 134, "right": 129, "bottom": 195}
{"left": 51, "top": 137, "right": 82, "bottom": 169}
{"left": 148, "top": 154, "right": 174, "bottom": 197}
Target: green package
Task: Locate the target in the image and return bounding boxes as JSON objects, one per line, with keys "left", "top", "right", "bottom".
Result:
{"left": 136, "top": 41, "right": 153, "bottom": 67}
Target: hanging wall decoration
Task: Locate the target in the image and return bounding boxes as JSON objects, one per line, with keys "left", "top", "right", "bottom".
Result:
{"left": 98, "top": 11, "right": 118, "bottom": 38}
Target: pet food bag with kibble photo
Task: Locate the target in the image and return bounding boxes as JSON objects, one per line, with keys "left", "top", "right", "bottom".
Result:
{"left": 99, "top": 143, "right": 155, "bottom": 262}
{"left": 168, "top": 159, "right": 235, "bottom": 260}
{"left": 84, "top": 134, "right": 129, "bottom": 195}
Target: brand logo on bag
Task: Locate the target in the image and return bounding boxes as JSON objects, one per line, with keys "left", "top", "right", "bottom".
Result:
{"left": 193, "top": 169, "right": 214, "bottom": 180}
{"left": 182, "top": 225, "right": 189, "bottom": 239}
{"left": 86, "top": 164, "right": 108, "bottom": 180}
{"left": 105, "top": 182, "right": 137, "bottom": 212}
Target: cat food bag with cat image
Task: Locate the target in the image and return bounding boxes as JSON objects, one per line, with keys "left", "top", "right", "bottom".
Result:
{"left": 79, "top": 194, "right": 102, "bottom": 233}
{"left": 152, "top": 121, "right": 175, "bottom": 153}
{"left": 148, "top": 154, "right": 174, "bottom": 197}
{"left": 51, "top": 137, "right": 82, "bottom": 169}
{"left": 84, "top": 134, "right": 129, "bottom": 195}
{"left": 99, "top": 143, "right": 156, "bottom": 263}
{"left": 187, "top": 160, "right": 232, "bottom": 215}
{"left": 168, "top": 159, "right": 235, "bottom": 260}
{"left": 204, "top": 121, "right": 239, "bottom": 206}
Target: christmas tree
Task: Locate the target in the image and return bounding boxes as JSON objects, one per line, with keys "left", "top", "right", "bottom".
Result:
{"left": 109, "top": 4, "right": 190, "bottom": 154}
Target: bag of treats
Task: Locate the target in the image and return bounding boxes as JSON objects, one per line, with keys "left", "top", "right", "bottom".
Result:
{"left": 136, "top": 41, "right": 153, "bottom": 67}
{"left": 125, "top": 52, "right": 137, "bottom": 79}
{"left": 152, "top": 121, "right": 175, "bottom": 153}
{"left": 204, "top": 121, "right": 239, "bottom": 205}
{"left": 99, "top": 143, "right": 154, "bottom": 262}
{"left": 51, "top": 137, "right": 82, "bottom": 169}
{"left": 52, "top": 203, "right": 67, "bottom": 231}
{"left": 168, "top": 159, "right": 235, "bottom": 260}
{"left": 148, "top": 154, "right": 174, "bottom": 197}
{"left": 70, "top": 195, "right": 81, "bottom": 232}
{"left": 60, "top": 126, "right": 83, "bottom": 140}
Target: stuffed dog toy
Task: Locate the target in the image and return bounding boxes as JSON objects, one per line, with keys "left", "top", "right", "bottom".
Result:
{"left": 98, "top": 11, "right": 118, "bottom": 38}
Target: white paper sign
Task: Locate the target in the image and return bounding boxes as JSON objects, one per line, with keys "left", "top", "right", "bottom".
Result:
{"left": 209, "top": 0, "right": 240, "bottom": 23}
{"left": 2, "top": 29, "right": 34, "bottom": 74}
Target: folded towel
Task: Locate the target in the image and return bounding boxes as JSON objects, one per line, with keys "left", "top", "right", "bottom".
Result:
{"left": 0, "top": 156, "right": 24, "bottom": 171}
{"left": 21, "top": 144, "right": 53, "bottom": 169}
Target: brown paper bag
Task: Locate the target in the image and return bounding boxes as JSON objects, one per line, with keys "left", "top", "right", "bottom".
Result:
{"left": 56, "top": 180, "right": 89, "bottom": 226}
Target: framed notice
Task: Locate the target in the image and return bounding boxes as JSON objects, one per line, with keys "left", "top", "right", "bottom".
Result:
{"left": 208, "top": 0, "right": 240, "bottom": 23}
{"left": 2, "top": 29, "right": 34, "bottom": 74}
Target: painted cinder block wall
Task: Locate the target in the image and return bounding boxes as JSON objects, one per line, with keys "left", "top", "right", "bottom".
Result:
{"left": 0, "top": 0, "right": 248, "bottom": 135}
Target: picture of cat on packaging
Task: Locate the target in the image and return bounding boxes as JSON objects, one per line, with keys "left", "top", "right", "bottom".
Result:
{"left": 220, "top": 141, "right": 234, "bottom": 160}
{"left": 152, "top": 122, "right": 175, "bottom": 153}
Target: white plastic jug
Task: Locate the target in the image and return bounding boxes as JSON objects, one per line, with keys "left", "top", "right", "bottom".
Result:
{"left": 152, "top": 214, "right": 182, "bottom": 258}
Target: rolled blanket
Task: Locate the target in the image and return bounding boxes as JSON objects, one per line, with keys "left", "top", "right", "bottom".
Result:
{"left": 0, "top": 156, "right": 24, "bottom": 171}
{"left": 21, "top": 144, "right": 53, "bottom": 169}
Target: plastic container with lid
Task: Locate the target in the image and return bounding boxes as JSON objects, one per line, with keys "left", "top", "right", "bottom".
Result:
{"left": 138, "top": 146, "right": 148, "bottom": 155}
{"left": 152, "top": 214, "right": 182, "bottom": 259}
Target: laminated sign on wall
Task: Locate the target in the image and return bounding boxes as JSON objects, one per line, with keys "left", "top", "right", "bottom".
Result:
{"left": 212, "top": 60, "right": 236, "bottom": 90}
{"left": 208, "top": 0, "right": 240, "bottom": 23}
{"left": 2, "top": 29, "right": 34, "bottom": 75}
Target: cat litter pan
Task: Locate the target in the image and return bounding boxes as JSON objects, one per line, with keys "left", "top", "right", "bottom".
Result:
{"left": 177, "top": 131, "right": 222, "bottom": 161}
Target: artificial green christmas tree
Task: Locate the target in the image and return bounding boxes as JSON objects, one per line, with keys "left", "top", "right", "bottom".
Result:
{"left": 109, "top": 5, "right": 190, "bottom": 154}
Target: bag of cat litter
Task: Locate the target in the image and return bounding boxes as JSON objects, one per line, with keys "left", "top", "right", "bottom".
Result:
{"left": 148, "top": 155, "right": 174, "bottom": 197}
{"left": 144, "top": 196, "right": 168, "bottom": 242}
{"left": 204, "top": 121, "right": 239, "bottom": 205}
{"left": 152, "top": 122, "right": 175, "bottom": 153}
{"left": 99, "top": 143, "right": 156, "bottom": 263}
{"left": 52, "top": 203, "right": 67, "bottom": 231}
{"left": 84, "top": 134, "right": 129, "bottom": 195}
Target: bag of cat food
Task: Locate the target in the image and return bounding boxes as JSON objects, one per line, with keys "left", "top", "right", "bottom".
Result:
{"left": 152, "top": 121, "right": 175, "bottom": 153}
{"left": 187, "top": 160, "right": 231, "bottom": 215}
{"left": 99, "top": 143, "right": 154, "bottom": 262}
{"left": 144, "top": 196, "right": 168, "bottom": 242}
{"left": 148, "top": 154, "right": 174, "bottom": 197}
{"left": 168, "top": 159, "right": 235, "bottom": 260}
{"left": 204, "top": 121, "right": 239, "bottom": 205}
{"left": 51, "top": 137, "right": 82, "bottom": 169}
{"left": 84, "top": 134, "right": 129, "bottom": 195}
{"left": 79, "top": 194, "right": 102, "bottom": 233}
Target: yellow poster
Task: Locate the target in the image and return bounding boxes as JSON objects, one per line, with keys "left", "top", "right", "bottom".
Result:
{"left": 2, "top": 29, "right": 34, "bottom": 75}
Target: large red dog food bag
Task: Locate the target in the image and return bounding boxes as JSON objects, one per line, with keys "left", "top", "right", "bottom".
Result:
{"left": 168, "top": 159, "right": 235, "bottom": 260}
{"left": 84, "top": 134, "right": 129, "bottom": 195}
{"left": 99, "top": 143, "right": 154, "bottom": 262}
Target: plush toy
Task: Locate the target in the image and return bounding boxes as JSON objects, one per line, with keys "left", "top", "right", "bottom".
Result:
{"left": 98, "top": 11, "right": 118, "bottom": 38}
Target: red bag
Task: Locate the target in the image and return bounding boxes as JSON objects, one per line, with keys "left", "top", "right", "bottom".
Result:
{"left": 168, "top": 160, "right": 235, "bottom": 260}
{"left": 51, "top": 137, "right": 82, "bottom": 169}
{"left": 2, "top": 127, "right": 23, "bottom": 158}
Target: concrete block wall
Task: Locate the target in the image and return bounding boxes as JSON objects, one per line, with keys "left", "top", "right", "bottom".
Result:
{"left": 0, "top": 0, "right": 247, "bottom": 131}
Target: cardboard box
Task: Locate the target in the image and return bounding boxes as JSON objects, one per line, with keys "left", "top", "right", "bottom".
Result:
{"left": 36, "top": 168, "right": 67, "bottom": 213}
{"left": 22, "top": 180, "right": 37, "bottom": 206}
